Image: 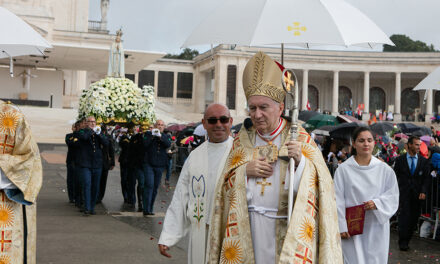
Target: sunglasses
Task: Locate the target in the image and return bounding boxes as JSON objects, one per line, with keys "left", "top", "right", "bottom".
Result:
{"left": 206, "top": 116, "right": 230, "bottom": 124}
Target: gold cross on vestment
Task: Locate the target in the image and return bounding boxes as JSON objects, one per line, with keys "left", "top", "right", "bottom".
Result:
{"left": 256, "top": 178, "right": 272, "bottom": 195}
{"left": 283, "top": 71, "right": 294, "bottom": 92}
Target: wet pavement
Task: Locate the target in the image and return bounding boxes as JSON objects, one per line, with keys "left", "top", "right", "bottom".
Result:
{"left": 37, "top": 143, "right": 187, "bottom": 263}
{"left": 38, "top": 143, "right": 440, "bottom": 263}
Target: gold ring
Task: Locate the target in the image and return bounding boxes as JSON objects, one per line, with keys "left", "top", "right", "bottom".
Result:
{"left": 259, "top": 169, "right": 263, "bottom": 174}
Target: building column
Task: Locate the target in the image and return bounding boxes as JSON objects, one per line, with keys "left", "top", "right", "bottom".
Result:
{"left": 134, "top": 72, "right": 139, "bottom": 87}
{"left": 394, "top": 72, "right": 402, "bottom": 122}
{"left": 425, "top": 87, "right": 433, "bottom": 122}
{"left": 194, "top": 67, "right": 207, "bottom": 113}
{"left": 301, "top": 69, "right": 309, "bottom": 111}
{"left": 236, "top": 58, "right": 247, "bottom": 116}
{"left": 332, "top": 71, "right": 339, "bottom": 116}
{"left": 214, "top": 56, "right": 227, "bottom": 104}
{"left": 154, "top": 71, "right": 159, "bottom": 98}
{"left": 173, "top": 71, "right": 178, "bottom": 105}
{"left": 362, "top": 72, "right": 370, "bottom": 121}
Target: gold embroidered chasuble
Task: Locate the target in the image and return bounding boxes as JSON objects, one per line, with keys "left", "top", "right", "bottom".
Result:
{"left": 0, "top": 101, "right": 42, "bottom": 264}
{"left": 207, "top": 119, "right": 342, "bottom": 264}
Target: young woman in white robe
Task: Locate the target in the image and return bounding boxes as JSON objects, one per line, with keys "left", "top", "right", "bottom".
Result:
{"left": 334, "top": 127, "right": 399, "bottom": 264}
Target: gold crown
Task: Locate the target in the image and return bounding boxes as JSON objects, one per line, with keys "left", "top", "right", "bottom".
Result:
{"left": 242, "top": 51, "right": 285, "bottom": 103}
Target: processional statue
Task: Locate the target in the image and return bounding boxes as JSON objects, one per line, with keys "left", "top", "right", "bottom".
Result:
{"left": 107, "top": 28, "right": 125, "bottom": 78}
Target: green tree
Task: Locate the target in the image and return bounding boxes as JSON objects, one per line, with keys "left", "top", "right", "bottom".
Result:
{"left": 164, "top": 48, "right": 199, "bottom": 60}
{"left": 383, "top": 34, "right": 437, "bottom": 52}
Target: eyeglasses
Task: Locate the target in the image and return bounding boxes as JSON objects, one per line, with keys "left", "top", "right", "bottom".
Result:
{"left": 206, "top": 116, "right": 230, "bottom": 125}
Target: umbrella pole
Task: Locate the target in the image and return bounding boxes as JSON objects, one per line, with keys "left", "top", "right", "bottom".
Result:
{"left": 2, "top": 51, "right": 13, "bottom": 77}
{"left": 9, "top": 56, "right": 13, "bottom": 77}
{"left": 281, "top": 43, "right": 284, "bottom": 66}
{"left": 423, "top": 88, "right": 429, "bottom": 105}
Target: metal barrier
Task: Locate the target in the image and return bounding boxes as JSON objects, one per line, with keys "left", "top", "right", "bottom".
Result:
{"left": 420, "top": 174, "right": 440, "bottom": 239}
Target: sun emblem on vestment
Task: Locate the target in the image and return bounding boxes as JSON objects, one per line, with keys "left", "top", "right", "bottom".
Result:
{"left": 298, "top": 217, "right": 315, "bottom": 244}
{"left": 310, "top": 175, "right": 319, "bottom": 189}
{"left": 301, "top": 144, "right": 314, "bottom": 160}
{"left": 0, "top": 254, "right": 11, "bottom": 264}
{"left": 220, "top": 240, "right": 243, "bottom": 264}
{"left": 228, "top": 189, "right": 237, "bottom": 208}
{"left": 0, "top": 204, "right": 14, "bottom": 228}
{"left": 0, "top": 111, "right": 19, "bottom": 136}
{"left": 228, "top": 148, "right": 246, "bottom": 170}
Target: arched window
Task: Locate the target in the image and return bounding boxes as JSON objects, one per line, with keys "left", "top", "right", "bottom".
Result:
{"left": 435, "top": 91, "right": 440, "bottom": 113}
{"left": 338, "top": 86, "right": 352, "bottom": 111}
{"left": 308, "top": 85, "right": 319, "bottom": 110}
{"left": 401, "top": 88, "right": 420, "bottom": 121}
{"left": 369, "top": 87, "right": 386, "bottom": 114}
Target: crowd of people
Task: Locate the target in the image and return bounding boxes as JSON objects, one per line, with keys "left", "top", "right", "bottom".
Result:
{"left": 65, "top": 116, "right": 177, "bottom": 216}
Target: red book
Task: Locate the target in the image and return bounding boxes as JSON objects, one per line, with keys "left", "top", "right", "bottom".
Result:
{"left": 345, "top": 204, "right": 366, "bottom": 236}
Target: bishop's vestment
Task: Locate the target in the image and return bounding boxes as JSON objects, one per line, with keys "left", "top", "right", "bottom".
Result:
{"left": 0, "top": 100, "right": 42, "bottom": 264}
{"left": 207, "top": 119, "right": 343, "bottom": 264}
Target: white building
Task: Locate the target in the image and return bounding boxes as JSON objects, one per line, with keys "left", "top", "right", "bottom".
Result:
{"left": 141, "top": 45, "right": 440, "bottom": 123}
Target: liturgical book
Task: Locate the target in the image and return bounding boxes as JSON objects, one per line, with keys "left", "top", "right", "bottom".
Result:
{"left": 345, "top": 204, "right": 366, "bottom": 236}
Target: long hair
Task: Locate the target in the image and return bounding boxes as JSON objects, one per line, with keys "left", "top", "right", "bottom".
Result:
{"left": 351, "top": 126, "right": 374, "bottom": 156}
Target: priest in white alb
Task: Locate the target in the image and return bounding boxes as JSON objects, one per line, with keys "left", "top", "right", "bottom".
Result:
{"left": 334, "top": 127, "right": 399, "bottom": 264}
{"left": 158, "top": 104, "right": 233, "bottom": 263}
{"left": 207, "top": 51, "right": 343, "bottom": 264}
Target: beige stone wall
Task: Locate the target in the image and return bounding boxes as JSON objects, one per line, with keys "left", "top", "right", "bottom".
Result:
{"left": 0, "top": 67, "right": 63, "bottom": 108}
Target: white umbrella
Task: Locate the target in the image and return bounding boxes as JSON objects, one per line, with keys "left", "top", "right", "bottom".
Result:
{"left": 183, "top": 0, "right": 393, "bottom": 51}
{"left": 413, "top": 67, "right": 440, "bottom": 104}
{"left": 0, "top": 7, "right": 52, "bottom": 76}
{"left": 413, "top": 67, "right": 440, "bottom": 91}
{"left": 193, "top": 124, "right": 207, "bottom": 136}
{"left": 183, "top": 0, "right": 393, "bottom": 225}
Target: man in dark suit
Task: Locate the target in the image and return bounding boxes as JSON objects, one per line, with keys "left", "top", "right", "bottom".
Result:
{"left": 127, "top": 127, "right": 145, "bottom": 210}
{"left": 77, "top": 116, "right": 109, "bottom": 216}
{"left": 143, "top": 120, "right": 171, "bottom": 216}
{"left": 65, "top": 122, "right": 78, "bottom": 203}
{"left": 394, "top": 136, "right": 430, "bottom": 251}
{"left": 118, "top": 130, "right": 131, "bottom": 204}
{"left": 97, "top": 125, "right": 115, "bottom": 204}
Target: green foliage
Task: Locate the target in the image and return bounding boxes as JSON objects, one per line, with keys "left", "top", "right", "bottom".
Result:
{"left": 164, "top": 48, "right": 199, "bottom": 60}
{"left": 384, "top": 34, "right": 437, "bottom": 52}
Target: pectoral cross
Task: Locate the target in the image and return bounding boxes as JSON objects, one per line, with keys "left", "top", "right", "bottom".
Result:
{"left": 256, "top": 178, "right": 272, "bottom": 195}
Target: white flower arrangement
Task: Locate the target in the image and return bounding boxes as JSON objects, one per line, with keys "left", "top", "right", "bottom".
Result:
{"left": 78, "top": 77, "right": 156, "bottom": 124}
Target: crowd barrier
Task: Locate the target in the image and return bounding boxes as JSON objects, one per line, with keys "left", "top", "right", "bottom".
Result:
{"left": 420, "top": 174, "right": 440, "bottom": 239}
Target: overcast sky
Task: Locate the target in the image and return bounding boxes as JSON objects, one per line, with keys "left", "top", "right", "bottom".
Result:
{"left": 89, "top": 0, "right": 440, "bottom": 54}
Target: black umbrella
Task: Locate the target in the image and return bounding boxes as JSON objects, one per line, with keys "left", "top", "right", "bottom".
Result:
{"left": 232, "top": 123, "right": 243, "bottom": 132}
{"left": 330, "top": 123, "right": 367, "bottom": 140}
{"left": 412, "top": 126, "right": 431, "bottom": 136}
{"left": 397, "top": 123, "right": 422, "bottom": 135}
{"left": 370, "top": 122, "right": 394, "bottom": 136}
{"left": 298, "top": 111, "right": 320, "bottom": 122}
{"left": 311, "top": 125, "right": 334, "bottom": 136}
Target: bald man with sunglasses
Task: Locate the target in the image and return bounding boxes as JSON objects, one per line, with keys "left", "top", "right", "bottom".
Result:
{"left": 158, "top": 103, "right": 233, "bottom": 263}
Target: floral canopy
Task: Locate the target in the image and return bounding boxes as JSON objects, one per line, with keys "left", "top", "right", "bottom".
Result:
{"left": 78, "top": 77, "right": 156, "bottom": 124}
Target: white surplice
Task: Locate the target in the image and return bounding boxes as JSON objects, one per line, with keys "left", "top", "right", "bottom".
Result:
{"left": 334, "top": 156, "right": 399, "bottom": 264}
{"left": 246, "top": 134, "right": 305, "bottom": 264}
{"left": 159, "top": 137, "right": 233, "bottom": 264}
